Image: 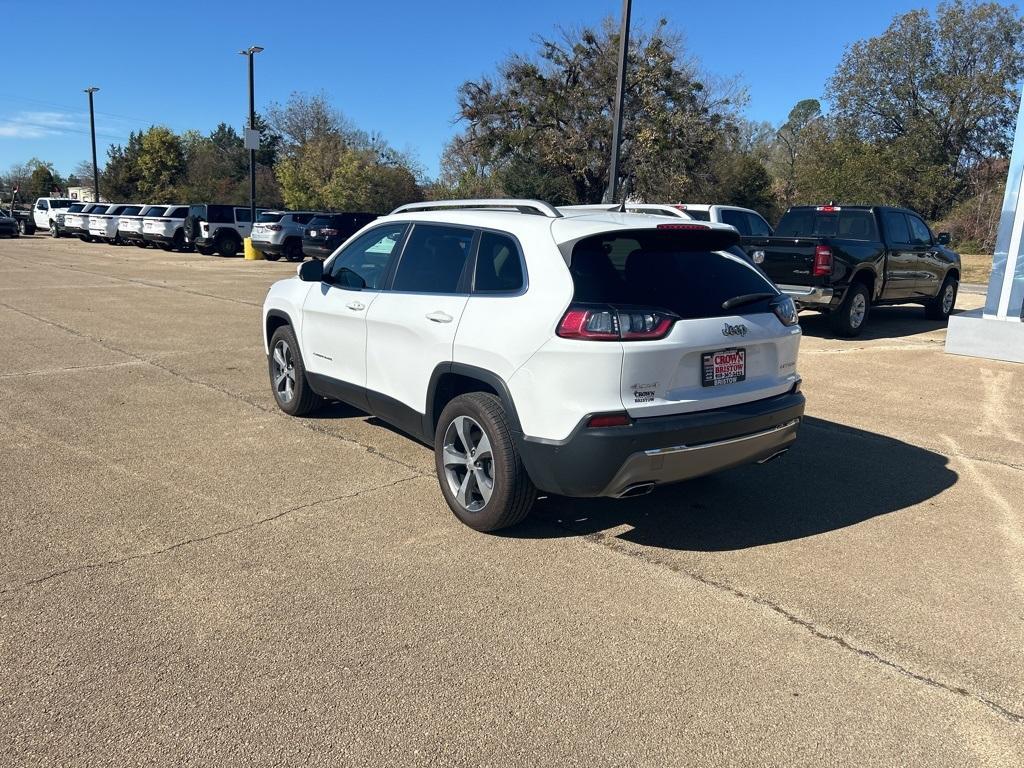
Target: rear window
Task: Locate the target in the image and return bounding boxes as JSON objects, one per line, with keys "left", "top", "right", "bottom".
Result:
{"left": 90, "top": 206, "right": 110, "bottom": 214}
{"left": 569, "top": 231, "right": 776, "bottom": 320}
{"left": 142, "top": 206, "right": 167, "bottom": 217}
{"left": 121, "top": 206, "right": 142, "bottom": 215}
{"left": 67, "top": 203, "right": 85, "bottom": 213}
{"left": 168, "top": 207, "right": 188, "bottom": 218}
{"left": 682, "top": 208, "right": 711, "bottom": 221}
{"left": 775, "top": 209, "right": 878, "bottom": 240}
{"left": 307, "top": 216, "right": 333, "bottom": 228}
{"left": 258, "top": 212, "right": 284, "bottom": 223}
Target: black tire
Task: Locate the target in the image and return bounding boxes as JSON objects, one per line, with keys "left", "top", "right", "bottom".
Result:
{"left": 50, "top": 221, "right": 61, "bottom": 238}
{"left": 134, "top": 241, "right": 148, "bottom": 248}
{"left": 171, "top": 229, "right": 186, "bottom": 252}
{"left": 183, "top": 214, "right": 202, "bottom": 241}
{"left": 284, "top": 238, "right": 304, "bottom": 262}
{"left": 197, "top": 246, "right": 215, "bottom": 256}
{"left": 268, "top": 325, "right": 319, "bottom": 416}
{"left": 434, "top": 392, "right": 535, "bottom": 532}
{"left": 263, "top": 250, "right": 281, "bottom": 262}
{"left": 17, "top": 220, "right": 27, "bottom": 235}
{"left": 214, "top": 231, "right": 239, "bottom": 257}
{"left": 828, "top": 282, "right": 871, "bottom": 337}
{"left": 925, "top": 273, "right": 958, "bottom": 321}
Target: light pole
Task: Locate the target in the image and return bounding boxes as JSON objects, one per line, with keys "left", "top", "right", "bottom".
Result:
{"left": 604, "top": 0, "right": 632, "bottom": 204}
{"left": 84, "top": 86, "right": 100, "bottom": 202}
{"left": 238, "top": 46, "right": 264, "bottom": 225}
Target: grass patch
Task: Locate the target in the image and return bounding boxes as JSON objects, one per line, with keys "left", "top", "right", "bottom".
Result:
{"left": 960, "top": 254, "right": 992, "bottom": 284}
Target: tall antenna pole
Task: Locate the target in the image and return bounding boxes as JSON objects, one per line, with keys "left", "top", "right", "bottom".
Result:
{"left": 604, "top": 0, "right": 632, "bottom": 204}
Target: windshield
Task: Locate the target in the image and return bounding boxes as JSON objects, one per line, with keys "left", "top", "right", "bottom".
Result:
{"left": 50, "top": 199, "right": 75, "bottom": 209}
{"left": 257, "top": 212, "right": 284, "bottom": 223}
{"left": 569, "top": 231, "right": 777, "bottom": 320}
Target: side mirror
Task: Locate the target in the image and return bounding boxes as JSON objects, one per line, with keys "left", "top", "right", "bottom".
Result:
{"left": 297, "top": 259, "right": 323, "bottom": 282}
{"left": 937, "top": 232, "right": 951, "bottom": 246}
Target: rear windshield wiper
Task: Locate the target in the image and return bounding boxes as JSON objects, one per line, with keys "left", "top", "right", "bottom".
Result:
{"left": 721, "top": 292, "right": 777, "bottom": 310}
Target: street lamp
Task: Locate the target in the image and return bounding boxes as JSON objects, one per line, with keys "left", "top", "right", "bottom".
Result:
{"left": 604, "top": 0, "right": 632, "bottom": 204}
{"left": 238, "top": 46, "right": 264, "bottom": 226}
{"left": 84, "top": 86, "right": 100, "bottom": 202}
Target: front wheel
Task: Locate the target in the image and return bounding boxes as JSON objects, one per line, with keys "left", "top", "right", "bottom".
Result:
{"left": 17, "top": 220, "right": 27, "bottom": 235}
{"left": 925, "top": 274, "right": 958, "bottom": 321}
{"left": 828, "top": 282, "right": 871, "bottom": 337}
{"left": 434, "top": 393, "right": 535, "bottom": 532}
{"left": 268, "top": 326, "right": 320, "bottom": 416}
{"left": 50, "top": 222, "right": 61, "bottom": 238}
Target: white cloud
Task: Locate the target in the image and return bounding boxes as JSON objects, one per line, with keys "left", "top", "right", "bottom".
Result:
{"left": 0, "top": 110, "right": 82, "bottom": 139}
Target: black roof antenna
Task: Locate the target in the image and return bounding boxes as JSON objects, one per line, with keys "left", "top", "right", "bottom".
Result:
{"left": 616, "top": 172, "right": 633, "bottom": 212}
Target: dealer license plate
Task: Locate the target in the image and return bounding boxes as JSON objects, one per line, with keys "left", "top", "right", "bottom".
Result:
{"left": 701, "top": 348, "right": 746, "bottom": 387}
{"left": 308, "top": 230, "right": 317, "bottom": 237}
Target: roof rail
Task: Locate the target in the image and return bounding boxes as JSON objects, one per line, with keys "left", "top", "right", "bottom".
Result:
{"left": 390, "top": 199, "right": 563, "bottom": 218}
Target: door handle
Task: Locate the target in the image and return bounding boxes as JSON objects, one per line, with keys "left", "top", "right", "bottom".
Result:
{"left": 346, "top": 301, "right": 366, "bottom": 311}
{"left": 425, "top": 311, "right": 453, "bottom": 323}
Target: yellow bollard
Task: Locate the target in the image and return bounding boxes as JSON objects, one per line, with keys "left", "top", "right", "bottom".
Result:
{"left": 243, "top": 236, "right": 263, "bottom": 260}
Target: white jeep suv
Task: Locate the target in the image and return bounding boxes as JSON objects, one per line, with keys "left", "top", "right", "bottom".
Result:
{"left": 262, "top": 200, "right": 804, "bottom": 532}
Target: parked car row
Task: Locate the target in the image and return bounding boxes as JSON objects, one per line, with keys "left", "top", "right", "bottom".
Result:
{"left": 251, "top": 210, "right": 377, "bottom": 262}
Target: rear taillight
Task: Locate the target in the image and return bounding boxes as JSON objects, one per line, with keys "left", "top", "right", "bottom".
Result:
{"left": 586, "top": 412, "right": 632, "bottom": 429}
{"left": 813, "top": 245, "right": 833, "bottom": 277}
{"left": 266, "top": 224, "right": 283, "bottom": 231}
{"left": 656, "top": 223, "right": 708, "bottom": 230}
{"left": 320, "top": 227, "right": 338, "bottom": 236}
{"left": 557, "top": 305, "right": 677, "bottom": 341}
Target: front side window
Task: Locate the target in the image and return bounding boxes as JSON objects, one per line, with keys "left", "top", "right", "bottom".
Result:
{"left": 327, "top": 224, "right": 408, "bottom": 289}
{"left": 908, "top": 215, "right": 932, "bottom": 245}
{"left": 720, "top": 208, "right": 751, "bottom": 235}
{"left": 392, "top": 224, "right": 474, "bottom": 294}
{"left": 474, "top": 231, "right": 524, "bottom": 293}
{"left": 747, "top": 213, "right": 772, "bottom": 236}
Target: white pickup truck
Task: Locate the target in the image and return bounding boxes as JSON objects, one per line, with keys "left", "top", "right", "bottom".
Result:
{"left": 33, "top": 197, "right": 77, "bottom": 235}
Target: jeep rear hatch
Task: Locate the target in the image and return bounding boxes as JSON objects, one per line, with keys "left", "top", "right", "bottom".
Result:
{"left": 565, "top": 228, "right": 801, "bottom": 417}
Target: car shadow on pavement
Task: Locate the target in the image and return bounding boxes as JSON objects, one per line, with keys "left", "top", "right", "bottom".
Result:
{"left": 797, "top": 306, "right": 964, "bottom": 341}
{"left": 512, "top": 416, "right": 957, "bottom": 551}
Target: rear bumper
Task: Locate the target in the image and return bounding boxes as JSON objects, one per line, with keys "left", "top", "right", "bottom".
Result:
{"left": 253, "top": 240, "right": 285, "bottom": 255}
{"left": 302, "top": 242, "right": 334, "bottom": 259}
{"left": 778, "top": 283, "right": 836, "bottom": 309}
{"left": 517, "top": 389, "right": 805, "bottom": 498}
{"left": 143, "top": 232, "right": 174, "bottom": 245}
{"left": 121, "top": 231, "right": 146, "bottom": 242}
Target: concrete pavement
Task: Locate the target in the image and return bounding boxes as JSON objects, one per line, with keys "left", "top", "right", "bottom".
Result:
{"left": 1, "top": 236, "right": 1022, "bottom": 766}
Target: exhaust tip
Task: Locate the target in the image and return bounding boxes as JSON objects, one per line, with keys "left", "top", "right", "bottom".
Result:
{"left": 757, "top": 448, "right": 789, "bottom": 465}
{"left": 617, "top": 482, "right": 656, "bottom": 499}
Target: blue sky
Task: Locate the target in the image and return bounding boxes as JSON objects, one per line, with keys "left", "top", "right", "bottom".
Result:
{"left": 0, "top": 0, "right": 935, "bottom": 179}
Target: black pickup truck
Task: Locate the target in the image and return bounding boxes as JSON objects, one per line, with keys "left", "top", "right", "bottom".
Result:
{"left": 744, "top": 205, "right": 961, "bottom": 336}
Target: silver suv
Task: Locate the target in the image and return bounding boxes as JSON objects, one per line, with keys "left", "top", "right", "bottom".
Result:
{"left": 251, "top": 211, "right": 321, "bottom": 262}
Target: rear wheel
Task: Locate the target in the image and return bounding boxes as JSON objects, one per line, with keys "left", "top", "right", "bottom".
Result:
{"left": 925, "top": 274, "right": 958, "bottom": 321}
{"left": 263, "top": 249, "right": 281, "bottom": 262}
{"left": 171, "top": 230, "right": 186, "bottom": 252}
{"left": 197, "top": 246, "right": 215, "bottom": 256}
{"left": 284, "top": 238, "right": 304, "bottom": 262}
{"left": 434, "top": 393, "right": 535, "bottom": 532}
{"left": 828, "top": 282, "right": 870, "bottom": 337}
{"left": 214, "top": 232, "right": 239, "bottom": 257}
{"left": 17, "top": 220, "right": 27, "bottom": 235}
{"left": 268, "top": 326, "right": 319, "bottom": 416}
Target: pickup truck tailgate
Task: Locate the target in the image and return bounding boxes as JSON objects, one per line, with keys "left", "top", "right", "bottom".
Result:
{"left": 747, "top": 237, "right": 819, "bottom": 286}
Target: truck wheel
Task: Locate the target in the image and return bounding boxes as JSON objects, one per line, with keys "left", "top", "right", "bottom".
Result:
{"left": 435, "top": 392, "right": 536, "bottom": 532}
{"left": 215, "top": 232, "right": 239, "bottom": 257}
{"left": 17, "top": 220, "right": 27, "bottom": 235}
{"left": 268, "top": 326, "right": 320, "bottom": 416}
{"left": 925, "top": 274, "right": 958, "bottom": 321}
{"left": 50, "top": 222, "right": 61, "bottom": 238}
{"left": 284, "top": 238, "right": 304, "bottom": 262}
{"left": 171, "top": 230, "right": 186, "bottom": 252}
{"left": 828, "top": 282, "right": 870, "bottom": 337}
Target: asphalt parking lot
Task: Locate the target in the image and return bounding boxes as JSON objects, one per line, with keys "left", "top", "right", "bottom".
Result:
{"left": 1, "top": 235, "right": 1022, "bottom": 766}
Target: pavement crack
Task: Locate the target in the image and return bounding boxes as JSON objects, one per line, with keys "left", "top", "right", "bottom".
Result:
{"left": 0, "top": 475, "right": 423, "bottom": 602}
{"left": 0, "top": 360, "right": 146, "bottom": 379}
{"left": 0, "top": 299, "right": 429, "bottom": 478}
{"left": 580, "top": 530, "right": 1024, "bottom": 725}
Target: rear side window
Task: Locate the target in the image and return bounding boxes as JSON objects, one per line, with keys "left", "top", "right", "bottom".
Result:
{"left": 327, "top": 224, "right": 408, "bottom": 289}
{"left": 775, "top": 209, "right": 878, "bottom": 240}
{"left": 881, "top": 210, "right": 911, "bottom": 245}
{"left": 569, "top": 231, "right": 776, "bottom": 320}
{"left": 235, "top": 208, "right": 252, "bottom": 223}
{"left": 720, "top": 208, "right": 750, "bottom": 235}
{"left": 474, "top": 231, "right": 524, "bottom": 293}
{"left": 392, "top": 224, "right": 474, "bottom": 294}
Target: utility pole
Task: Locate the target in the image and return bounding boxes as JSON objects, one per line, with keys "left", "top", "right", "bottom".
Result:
{"left": 84, "top": 86, "right": 100, "bottom": 202}
{"left": 604, "top": 0, "right": 632, "bottom": 204}
{"left": 239, "top": 46, "right": 264, "bottom": 225}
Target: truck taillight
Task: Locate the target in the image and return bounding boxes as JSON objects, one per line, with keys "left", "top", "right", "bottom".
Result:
{"left": 813, "top": 245, "right": 833, "bottom": 277}
{"left": 557, "top": 305, "right": 677, "bottom": 341}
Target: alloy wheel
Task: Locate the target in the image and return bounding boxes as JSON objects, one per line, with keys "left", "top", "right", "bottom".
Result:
{"left": 942, "top": 284, "right": 956, "bottom": 314}
{"left": 271, "top": 339, "right": 296, "bottom": 404}
{"left": 850, "top": 292, "right": 867, "bottom": 328}
{"left": 442, "top": 415, "right": 495, "bottom": 513}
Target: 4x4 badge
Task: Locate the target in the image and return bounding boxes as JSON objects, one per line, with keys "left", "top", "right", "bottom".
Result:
{"left": 722, "top": 323, "right": 748, "bottom": 337}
